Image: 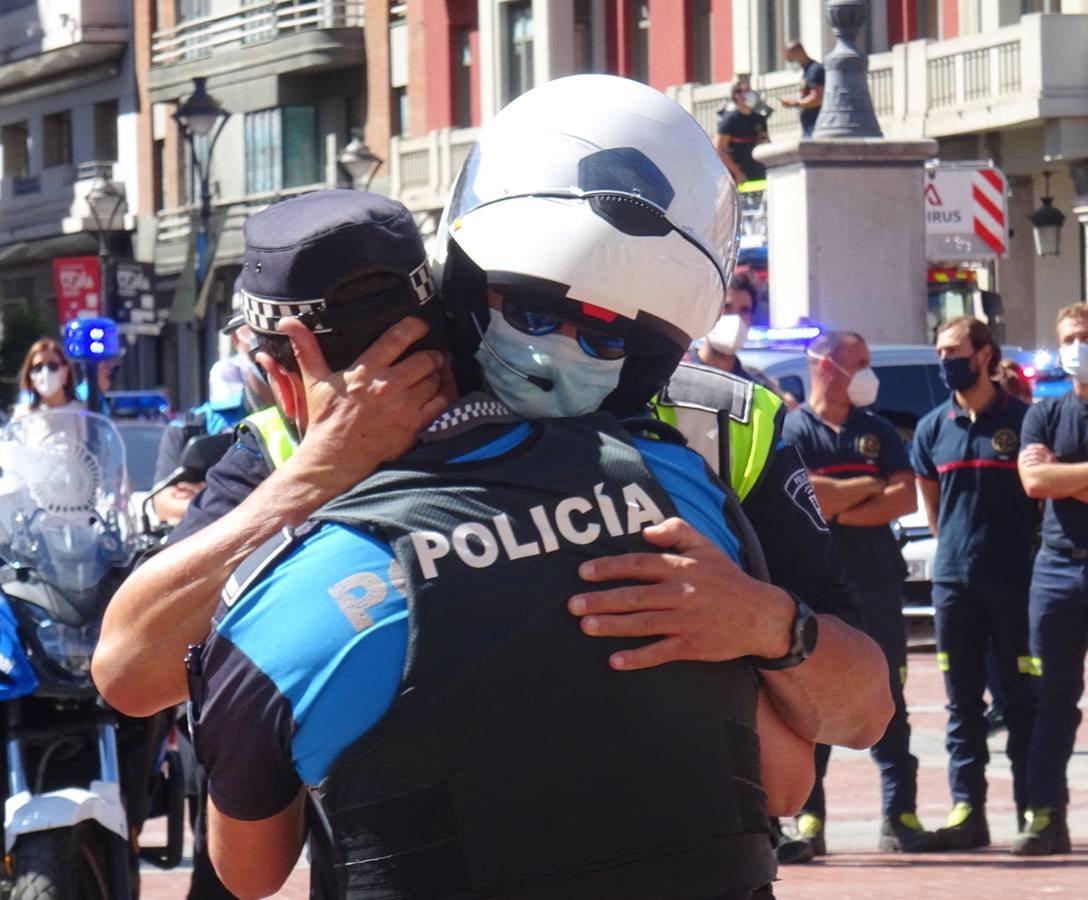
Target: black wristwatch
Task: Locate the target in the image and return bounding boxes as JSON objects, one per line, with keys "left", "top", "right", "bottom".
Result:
{"left": 751, "top": 596, "right": 819, "bottom": 671}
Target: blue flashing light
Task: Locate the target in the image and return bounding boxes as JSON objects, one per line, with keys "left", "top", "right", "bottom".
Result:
{"left": 746, "top": 324, "right": 824, "bottom": 347}
{"left": 64, "top": 318, "right": 121, "bottom": 362}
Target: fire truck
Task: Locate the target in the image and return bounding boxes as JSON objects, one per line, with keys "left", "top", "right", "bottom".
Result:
{"left": 923, "top": 160, "right": 1009, "bottom": 342}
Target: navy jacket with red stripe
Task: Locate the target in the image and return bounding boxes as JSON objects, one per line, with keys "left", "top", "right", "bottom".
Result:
{"left": 784, "top": 404, "right": 911, "bottom": 587}
{"left": 911, "top": 388, "right": 1038, "bottom": 585}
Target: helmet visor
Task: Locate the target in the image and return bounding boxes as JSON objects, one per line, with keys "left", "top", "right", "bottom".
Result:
{"left": 447, "top": 132, "right": 737, "bottom": 289}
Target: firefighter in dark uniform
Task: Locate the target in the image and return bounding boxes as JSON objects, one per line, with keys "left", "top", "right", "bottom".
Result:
{"left": 780, "top": 330, "right": 939, "bottom": 856}
{"left": 1015, "top": 302, "right": 1088, "bottom": 855}
{"left": 189, "top": 75, "right": 826, "bottom": 899}
{"left": 910, "top": 316, "right": 1037, "bottom": 850}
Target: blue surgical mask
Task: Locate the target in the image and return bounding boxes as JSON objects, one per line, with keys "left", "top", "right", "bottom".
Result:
{"left": 474, "top": 314, "right": 623, "bottom": 418}
{"left": 939, "top": 356, "right": 978, "bottom": 392}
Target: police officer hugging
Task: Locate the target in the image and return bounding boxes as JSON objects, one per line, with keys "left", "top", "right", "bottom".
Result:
{"left": 302, "top": 75, "right": 774, "bottom": 899}
{"left": 306, "top": 400, "right": 771, "bottom": 899}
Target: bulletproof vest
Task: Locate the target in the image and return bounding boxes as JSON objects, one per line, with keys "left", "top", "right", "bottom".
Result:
{"left": 308, "top": 411, "right": 773, "bottom": 899}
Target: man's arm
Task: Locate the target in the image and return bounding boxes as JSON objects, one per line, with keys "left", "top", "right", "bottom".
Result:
{"left": 208, "top": 791, "right": 306, "bottom": 900}
{"left": 758, "top": 690, "right": 815, "bottom": 817}
{"left": 834, "top": 470, "right": 916, "bottom": 527}
{"left": 1019, "top": 443, "right": 1088, "bottom": 501}
{"left": 916, "top": 476, "right": 940, "bottom": 535}
{"left": 568, "top": 518, "right": 893, "bottom": 749}
{"left": 807, "top": 474, "right": 884, "bottom": 518}
{"left": 94, "top": 317, "right": 448, "bottom": 716}
{"left": 152, "top": 481, "right": 205, "bottom": 525}
{"left": 714, "top": 133, "right": 747, "bottom": 184}
{"left": 798, "top": 85, "right": 824, "bottom": 109}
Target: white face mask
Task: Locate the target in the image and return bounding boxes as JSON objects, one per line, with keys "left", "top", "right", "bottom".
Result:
{"left": 31, "top": 367, "right": 66, "bottom": 401}
{"left": 809, "top": 351, "right": 881, "bottom": 407}
{"left": 846, "top": 366, "right": 881, "bottom": 407}
{"left": 742, "top": 90, "right": 759, "bottom": 109}
{"left": 787, "top": 59, "right": 802, "bottom": 72}
{"left": 1060, "top": 340, "right": 1088, "bottom": 384}
{"left": 705, "top": 314, "right": 749, "bottom": 356}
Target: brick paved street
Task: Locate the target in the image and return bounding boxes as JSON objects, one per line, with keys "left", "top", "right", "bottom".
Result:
{"left": 136, "top": 649, "right": 1088, "bottom": 898}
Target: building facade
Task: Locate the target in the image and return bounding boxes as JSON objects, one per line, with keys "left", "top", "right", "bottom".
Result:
{"left": 140, "top": 0, "right": 367, "bottom": 406}
{"left": 0, "top": 0, "right": 139, "bottom": 401}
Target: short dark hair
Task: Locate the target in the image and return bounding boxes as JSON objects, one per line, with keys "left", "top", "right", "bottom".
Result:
{"left": 808, "top": 330, "right": 865, "bottom": 364}
{"left": 937, "top": 316, "right": 1001, "bottom": 376}
{"left": 727, "top": 271, "right": 759, "bottom": 304}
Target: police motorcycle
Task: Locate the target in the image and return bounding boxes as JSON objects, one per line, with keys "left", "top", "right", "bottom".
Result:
{"left": 0, "top": 322, "right": 186, "bottom": 899}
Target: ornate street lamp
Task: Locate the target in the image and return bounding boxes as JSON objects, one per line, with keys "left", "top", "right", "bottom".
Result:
{"left": 174, "top": 77, "right": 230, "bottom": 403}
{"left": 174, "top": 77, "right": 230, "bottom": 278}
{"left": 86, "top": 167, "right": 127, "bottom": 317}
{"left": 84, "top": 166, "right": 128, "bottom": 412}
{"left": 339, "top": 129, "right": 383, "bottom": 190}
{"left": 1029, "top": 171, "right": 1066, "bottom": 258}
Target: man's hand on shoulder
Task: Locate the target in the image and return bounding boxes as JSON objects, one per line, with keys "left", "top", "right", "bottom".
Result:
{"left": 567, "top": 517, "right": 794, "bottom": 670}
{"left": 278, "top": 316, "right": 449, "bottom": 499}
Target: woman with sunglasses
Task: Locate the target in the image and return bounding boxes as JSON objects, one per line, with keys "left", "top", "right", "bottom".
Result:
{"left": 12, "top": 339, "right": 81, "bottom": 420}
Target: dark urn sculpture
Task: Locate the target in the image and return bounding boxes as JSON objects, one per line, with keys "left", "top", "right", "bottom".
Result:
{"left": 812, "top": 0, "right": 884, "bottom": 139}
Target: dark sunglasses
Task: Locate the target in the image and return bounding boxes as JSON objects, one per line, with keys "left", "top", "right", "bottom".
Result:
{"left": 501, "top": 296, "right": 625, "bottom": 360}
{"left": 29, "top": 361, "right": 62, "bottom": 374}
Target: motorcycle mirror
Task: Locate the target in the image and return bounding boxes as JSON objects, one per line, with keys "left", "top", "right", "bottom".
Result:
{"left": 179, "top": 431, "right": 234, "bottom": 476}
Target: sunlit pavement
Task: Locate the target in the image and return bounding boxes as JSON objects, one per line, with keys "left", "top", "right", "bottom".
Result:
{"left": 138, "top": 650, "right": 1088, "bottom": 898}
{"left": 773, "top": 649, "right": 1088, "bottom": 899}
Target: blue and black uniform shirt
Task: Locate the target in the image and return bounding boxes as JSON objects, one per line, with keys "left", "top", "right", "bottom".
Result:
{"left": 911, "top": 388, "right": 1037, "bottom": 585}
{"left": 1022, "top": 389, "right": 1088, "bottom": 551}
{"left": 783, "top": 403, "right": 909, "bottom": 587}
{"left": 191, "top": 418, "right": 748, "bottom": 823}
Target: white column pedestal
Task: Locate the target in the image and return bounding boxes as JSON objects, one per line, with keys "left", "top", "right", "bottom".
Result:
{"left": 753, "top": 138, "right": 938, "bottom": 344}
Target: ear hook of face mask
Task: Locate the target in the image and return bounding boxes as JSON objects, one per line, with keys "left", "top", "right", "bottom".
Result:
{"left": 471, "top": 311, "right": 554, "bottom": 392}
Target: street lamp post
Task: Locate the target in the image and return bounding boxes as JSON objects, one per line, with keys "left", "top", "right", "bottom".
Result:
{"left": 85, "top": 165, "right": 127, "bottom": 412}
{"left": 338, "top": 129, "right": 383, "bottom": 190}
{"left": 1029, "top": 171, "right": 1067, "bottom": 258}
{"left": 174, "top": 76, "right": 230, "bottom": 405}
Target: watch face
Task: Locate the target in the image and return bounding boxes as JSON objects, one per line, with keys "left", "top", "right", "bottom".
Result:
{"left": 799, "top": 608, "right": 819, "bottom": 655}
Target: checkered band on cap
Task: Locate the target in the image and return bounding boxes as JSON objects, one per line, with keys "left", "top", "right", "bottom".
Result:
{"left": 239, "top": 289, "right": 329, "bottom": 335}
{"left": 410, "top": 261, "right": 436, "bottom": 305}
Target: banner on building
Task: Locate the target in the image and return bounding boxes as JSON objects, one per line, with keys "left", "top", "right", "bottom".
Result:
{"left": 924, "top": 163, "right": 1008, "bottom": 261}
{"left": 52, "top": 256, "right": 101, "bottom": 323}
{"left": 111, "top": 260, "right": 166, "bottom": 335}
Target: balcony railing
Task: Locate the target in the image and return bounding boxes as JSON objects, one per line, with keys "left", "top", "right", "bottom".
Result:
{"left": 151, "top": 0, "right": 364, "bottom": 66}
{"left": 389, "top": 127, "right": 480, "bottom": 212}
{"left": 386, "top": 13, "right": 1088, "bottom": 214}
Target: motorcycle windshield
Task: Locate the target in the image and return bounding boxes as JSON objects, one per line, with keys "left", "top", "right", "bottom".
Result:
{"left": 0, "top": 411, "right": 133, "bottom": 598}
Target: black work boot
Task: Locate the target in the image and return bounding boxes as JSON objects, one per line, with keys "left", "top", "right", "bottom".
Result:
{"left": 934, "top": 802, "right": 990, "bottom": 850}
{"left": 879, "top": 811, "right": 941, "bottom": 852}
{"left": 775, "top": 813, "right": 826, "bottom": 864}
{"left": 1012, "top": 807, "right": 1072, "bottom": 856}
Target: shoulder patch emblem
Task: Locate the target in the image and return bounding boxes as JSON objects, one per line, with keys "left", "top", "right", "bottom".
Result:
{"left": 855, "top": 433, "right": 881, "bottom": 460}
{"left": 992, "top": 428, "right": 1019, "bottom": 456}
{"left": 785, "top": 467, "right": 830, "bottom": 534}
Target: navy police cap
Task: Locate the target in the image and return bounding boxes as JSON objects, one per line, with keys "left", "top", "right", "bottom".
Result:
{"left": 225, "top": 189, "right": 435, "bottom": 335}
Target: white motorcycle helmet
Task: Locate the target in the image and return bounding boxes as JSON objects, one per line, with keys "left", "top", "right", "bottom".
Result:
{"left": 434, "top": 74, "right": 740, "bottom": 413}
